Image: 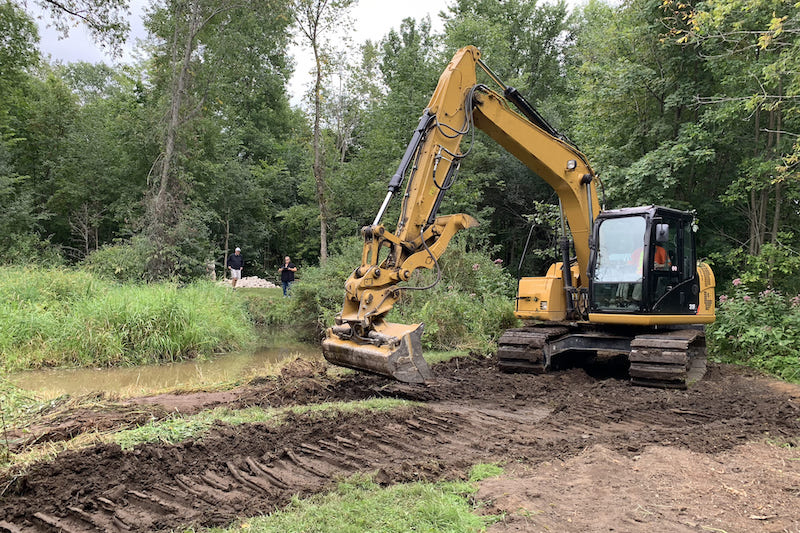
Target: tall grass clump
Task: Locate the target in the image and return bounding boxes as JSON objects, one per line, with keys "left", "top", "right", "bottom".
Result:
{"left": 285, "top": 237, "right": 519, "bottom": 350}
{"left": 708, "top": 278, "right": 800, "bottom": 383}
{"left": 0, "top": 267, "right": 254, "bottom": 371}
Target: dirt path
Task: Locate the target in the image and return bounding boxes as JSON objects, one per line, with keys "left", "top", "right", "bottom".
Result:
{"left": 1, "top": 357, "right": 799, "bottom": 532}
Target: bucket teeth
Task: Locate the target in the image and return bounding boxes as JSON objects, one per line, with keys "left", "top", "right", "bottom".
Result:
{"left": 322, "top": 322, "right": 432, "bottom": 384}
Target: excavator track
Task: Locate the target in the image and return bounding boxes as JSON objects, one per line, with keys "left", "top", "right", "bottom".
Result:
{"left": 628, "top": 328, "right": 707, "bottom": 389}
{"left": 498, "top": 324, "right": 707, "bottom": 389}
{"left": 496, "top": 326, "right": 570, "bottom": 373}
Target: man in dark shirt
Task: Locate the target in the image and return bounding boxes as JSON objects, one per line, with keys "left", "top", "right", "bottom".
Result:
{"left": 279, "top": 256, "right": 297, "bottom": 297}
{"left": 228, "top": 247, "right": 244, "bottom": 288}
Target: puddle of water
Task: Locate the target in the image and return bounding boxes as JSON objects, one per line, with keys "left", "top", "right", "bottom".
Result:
{"left": 9, "top": 338, "right": 322, "bottom": 399}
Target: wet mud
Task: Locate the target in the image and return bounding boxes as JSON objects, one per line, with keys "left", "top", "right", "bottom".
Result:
{"left": 1, "top": 356, "right": 799, "bottom": 532}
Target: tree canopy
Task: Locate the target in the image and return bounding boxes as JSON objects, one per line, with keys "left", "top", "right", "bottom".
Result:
{"left": 1, "top": 0, "right": 798, "bottom": 292}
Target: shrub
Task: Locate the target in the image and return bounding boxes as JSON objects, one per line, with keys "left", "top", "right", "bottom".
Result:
{"left": 435, "top": 244, "right": 517, "bottom": 300}
{"left": 0, "top": 233, "right": 64, "bottom": 267}
{"left": 82, "top": 237, "right": 154, "bottom": 283}
{"left": 280, "top": 237, "right": 363, "bottom": 340}
{"left": 712, "top": 240, "right": 800, "bottom": 295}
{"left": 708, "top": 280, "right": 800, "bottom": 383}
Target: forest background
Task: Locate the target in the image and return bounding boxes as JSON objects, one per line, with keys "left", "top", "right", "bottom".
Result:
{"left": 1, "top": 0, "right": 799, "bottom": 377}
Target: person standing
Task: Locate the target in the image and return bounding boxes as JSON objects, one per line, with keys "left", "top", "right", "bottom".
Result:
{"left": 228, "top": 247, "right": 244, "bottom": 288}
{"left": 279, "top": 256, "right": 297, "bottom": 297}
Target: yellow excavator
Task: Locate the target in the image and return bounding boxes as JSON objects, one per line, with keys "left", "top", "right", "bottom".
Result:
{"left": 322, "top": 46, "right": 716, "bottom": 388}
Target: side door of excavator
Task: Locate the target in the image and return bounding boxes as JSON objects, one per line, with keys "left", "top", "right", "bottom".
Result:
{"left": 648, "top": 212, "right": 700, "bottom": 315}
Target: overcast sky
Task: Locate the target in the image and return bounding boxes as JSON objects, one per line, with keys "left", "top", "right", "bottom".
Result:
{"left": 34, "top": 0, "right": 452, "bottom": 103}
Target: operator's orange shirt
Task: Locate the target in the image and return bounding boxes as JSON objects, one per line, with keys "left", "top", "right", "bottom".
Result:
{"left": 654, "top": 246, "right": 669, "bottom": 266}
{"left": 629, "top": 246, "right": 670, "bottom": 269}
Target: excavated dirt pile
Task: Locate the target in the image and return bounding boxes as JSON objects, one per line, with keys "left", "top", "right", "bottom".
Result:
{"left": 1, "top": 356, "right": 799, "bottom": 532}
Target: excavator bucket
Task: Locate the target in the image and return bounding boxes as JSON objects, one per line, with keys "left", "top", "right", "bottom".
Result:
{"left": 322, "top": 321, "right": 432, "bottom": 384}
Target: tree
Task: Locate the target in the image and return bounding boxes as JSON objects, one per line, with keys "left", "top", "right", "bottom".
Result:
{"left": 0, "top": 5, "right": 48, "bottom": 262}
{"left": 49, "top": 63, "right": 151, "bottom": 258}
{"left": 657, "top": 0, "right": 800, "bottom": 288}
{"left": 663, "top": 0, "right": 800, "bottom": 256}
{"left": 441, "top": 0, "right": 574, "bottom": 270}
{"left": 442, "top": 0, "right": 570, "bottom": 102}
{"left": 324, "top": 18, "right": 442, "bottom": 240}
{"left": 14, "top": 0, "right": 131, "bottom": 53}
{"left": 291, "top": 0, "right": 356, "bottom": 264}
{"left": 142, "top": 0, "right": 294, "bottom": 278}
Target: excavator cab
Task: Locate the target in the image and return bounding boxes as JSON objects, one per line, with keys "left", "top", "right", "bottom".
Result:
{"left": 589, "top": 207, "right": 701, "bottom": 317}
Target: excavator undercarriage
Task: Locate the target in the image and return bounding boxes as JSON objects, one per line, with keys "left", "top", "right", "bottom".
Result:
{"left": 497, "top": 323, "right": 707, "bottom": 389}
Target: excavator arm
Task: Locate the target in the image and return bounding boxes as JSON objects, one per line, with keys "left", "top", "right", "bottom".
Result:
{"left": 322, "top": 46, "right": 600, "bottom": 383}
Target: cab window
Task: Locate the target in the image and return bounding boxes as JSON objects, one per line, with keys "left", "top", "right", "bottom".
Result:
{"left": 593, "top": 217, "right": 647, "bottom": 283}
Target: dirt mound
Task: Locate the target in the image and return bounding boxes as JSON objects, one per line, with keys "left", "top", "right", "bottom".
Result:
{"left": 1, "top": 357, "right": 798, "bottom": 532}
{"left": 479, "top": 442, "right": 800, "bottom": 533}
{"left": 279, "top": 358, "right": 326, "bottom": 380}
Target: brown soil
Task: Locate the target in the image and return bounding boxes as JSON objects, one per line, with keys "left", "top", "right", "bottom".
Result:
{"left": 1, "top": 356, "right": 799, "bottom": 532}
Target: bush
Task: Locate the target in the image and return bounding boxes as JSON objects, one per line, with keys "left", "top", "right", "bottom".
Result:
{"left": 283, "top": 238, "right": 364, "bottom": 341}
{"left": 708, "top": 279, "right": 800, "bottom": 383}
{"left": 82, "top": 237, "right": 154, "bottom": 283}
{"left": 712, "top": 240, "right": 800, "bottom": 295}
{"left": 0, "top": 233, "right": 64, "bottom": 267}
{"left": 434, "top": 243, "right": 518, "bottom": 300}
{"left": 393, "top": 289, "right": 517, "bottom": 352}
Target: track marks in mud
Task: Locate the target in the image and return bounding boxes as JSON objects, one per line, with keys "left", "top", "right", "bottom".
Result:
{"left": 1, "top": 358, "right": 799, "bottom": 532}
{"left": 0, "top": 409, "right": 467, "bottom": 533}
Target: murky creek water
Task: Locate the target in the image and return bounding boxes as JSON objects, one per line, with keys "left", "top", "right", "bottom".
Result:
{"left": 9, "top": 336, "right": 322, "bottom": 398}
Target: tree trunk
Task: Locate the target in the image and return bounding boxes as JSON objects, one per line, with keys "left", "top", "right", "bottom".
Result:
{"left": 749, "top": 105, "right": 761, "bottom": 255}
{"left": 312, "top": 40, "right": 328, "bottom": 263}
{"left": 771, "top": 80, "right": 783, "bottom": 245}
{"left": 155, "top": 3, "right": 201, "bottom": 218}
{"left": 223, "top": 215, "right": 230, "bottom": 270}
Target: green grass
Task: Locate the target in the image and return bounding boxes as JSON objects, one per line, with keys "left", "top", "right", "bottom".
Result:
{"left": 203, "top": 466, "right": 504, "bottom": 533}
{"left": 234, "top": 287, "right": 293, "bottom": 326}
{"left": 423, "top": 349, "right": 472, "bottom": 366}
{"left": 0, "top": 267, "right": 256, "bottom": 371}
{"left": 0, "top": 378, "right": 45, "bottom": 426}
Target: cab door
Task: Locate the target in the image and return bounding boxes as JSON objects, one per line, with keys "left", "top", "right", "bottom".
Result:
{"left": 648, "top": 216, "right": 699, "bottom": 314}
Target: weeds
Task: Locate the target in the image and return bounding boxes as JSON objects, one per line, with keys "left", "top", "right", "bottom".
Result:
{"left": 0, "top": 267, "right": 255, "bottom": 372}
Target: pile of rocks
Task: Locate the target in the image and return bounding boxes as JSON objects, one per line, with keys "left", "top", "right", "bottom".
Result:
{"left": 224, "top": 276, "right": 277, "bottom": 288}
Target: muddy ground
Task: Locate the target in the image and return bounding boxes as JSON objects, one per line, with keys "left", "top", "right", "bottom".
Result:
{"left": 1, "top": 356, "right": 799, "bottom": 532}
